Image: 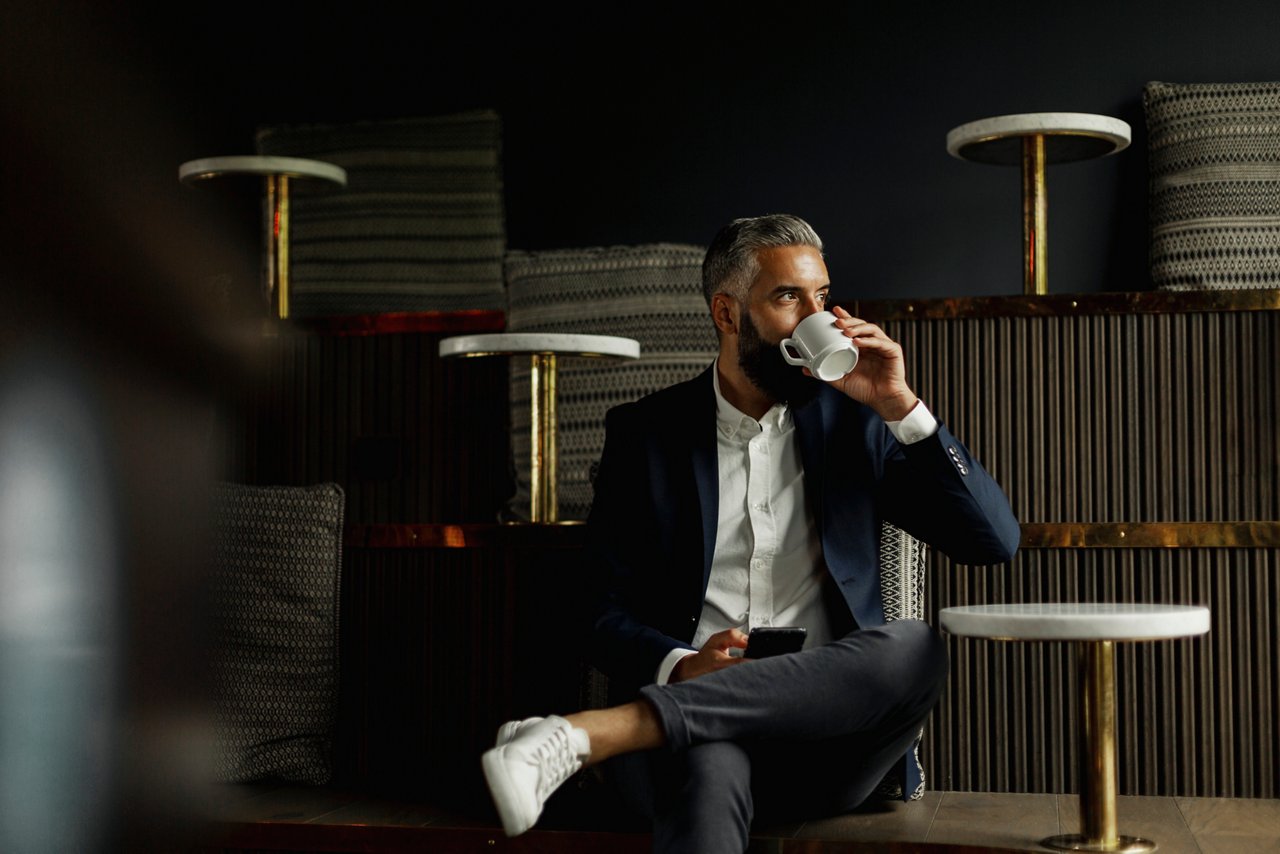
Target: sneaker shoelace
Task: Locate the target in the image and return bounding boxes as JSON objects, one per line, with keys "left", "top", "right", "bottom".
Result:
{"left": 532, "top": 726, "right": 581, "bottom": 799}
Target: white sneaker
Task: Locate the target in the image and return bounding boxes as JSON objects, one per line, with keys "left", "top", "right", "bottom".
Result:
{"left": 481, "top": 715, "right": 591, "bottom": 837}
{"left": 495, "top": 716, "right": 542, "bottom": 746}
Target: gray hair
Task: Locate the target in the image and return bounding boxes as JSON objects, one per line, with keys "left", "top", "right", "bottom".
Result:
{"left": 701, "top": 214, "right": 824, "bottom": 306}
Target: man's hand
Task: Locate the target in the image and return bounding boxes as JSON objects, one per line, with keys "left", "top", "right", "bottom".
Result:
{"left": 807, "top": 305, "right": 918, "bottom": 422}
{"left": 670, "top": 628, "right": 749, "bottom": 683}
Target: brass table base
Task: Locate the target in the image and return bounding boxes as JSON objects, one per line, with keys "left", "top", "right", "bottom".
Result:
{"left": 1045, "top": 641, "right": 1155, "bottom": 853}
{"left": 1041, "top": 834, "right": 1155, "bottom": 853}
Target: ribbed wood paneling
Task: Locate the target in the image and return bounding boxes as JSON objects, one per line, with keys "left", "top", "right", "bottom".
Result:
{"left": 875, "top": 310, "right": 1280, "bottom": 798}
{"left": 225, "top": 327, "right": 512, "bottom": 523}
{"left": 882, "top": 311, "right": 1280, "bottom": 524}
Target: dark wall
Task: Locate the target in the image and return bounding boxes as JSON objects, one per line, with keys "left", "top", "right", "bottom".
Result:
{"left": 9, "top": 1, "right": 1280, "bottom": 307}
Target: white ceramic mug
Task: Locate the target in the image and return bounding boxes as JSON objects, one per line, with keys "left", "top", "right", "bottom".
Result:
{"left": 779, "top": 310, "right": 859, "bottom": 381}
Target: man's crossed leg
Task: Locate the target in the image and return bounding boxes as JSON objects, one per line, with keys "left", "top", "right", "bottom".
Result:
{"left": 482, "top": 619, "right": 947, "bottom": 850}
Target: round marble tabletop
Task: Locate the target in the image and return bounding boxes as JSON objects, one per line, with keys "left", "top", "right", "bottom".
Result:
{"left": 939, "top": 603, "right": 1210, "bottom": 641}
{"left": 178, "top": 155, "right": 348, "bottom": 186}
{"left": 439, "top": 333, "right": 640, "bottom": 360}
{"left": 946, "top": 112, "right": 1131, "bottom": 166}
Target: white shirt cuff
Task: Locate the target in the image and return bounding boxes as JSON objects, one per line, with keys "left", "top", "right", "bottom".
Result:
{"left": 656, "top": 648, "right": 697, "bottom": 685}
{"left": 885, "top": 400, "right": 939, "bottom": 445}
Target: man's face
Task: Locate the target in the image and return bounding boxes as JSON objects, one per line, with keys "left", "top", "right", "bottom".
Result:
{"left": 735, "top": 245, "right": 831, "bottom": 406}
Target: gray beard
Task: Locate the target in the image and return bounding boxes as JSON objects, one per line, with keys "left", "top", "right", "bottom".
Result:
{"left": 737, "top": 311, "right": 821, "bottom": 409}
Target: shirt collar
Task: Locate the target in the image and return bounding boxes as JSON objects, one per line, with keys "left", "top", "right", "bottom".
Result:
{"left": 712, "top": 358, "right": 791, "bottom": 439}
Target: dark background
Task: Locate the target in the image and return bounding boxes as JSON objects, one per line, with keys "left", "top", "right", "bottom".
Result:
{"left": 6, "top": 1, "right": 1280, "bottom": 306}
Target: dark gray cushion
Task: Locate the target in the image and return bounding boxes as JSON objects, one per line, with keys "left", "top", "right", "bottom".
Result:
{"left": 255, "top": 111, "right": 506, "bottom": 315}
{"left": 209, "top": 482, "right": 344, "bottom": 784}
{"left": 1145, "top": 80, "right": 1280, "bottom": 290}
{"left": 503, "top": 244, "right": 716, "bottom": 521}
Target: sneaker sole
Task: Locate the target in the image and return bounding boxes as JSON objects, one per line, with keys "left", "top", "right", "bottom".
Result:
{"left": 481, "top": 747, "right": 531, "bottom": 837}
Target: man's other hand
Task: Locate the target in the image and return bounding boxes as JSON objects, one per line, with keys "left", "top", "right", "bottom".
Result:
{"left": 670, "top": 628, "right": 749, "bottom": 683}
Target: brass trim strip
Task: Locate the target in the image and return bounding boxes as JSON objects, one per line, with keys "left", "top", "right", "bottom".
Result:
{"left": 348, "top": 522, "right": 587, "bottom": 550}
{"left": 347, "top": 521, "right": 1280, "bottom": 550}
{"left": 1020, "top": 521, "right": 1280, "bottom": 549}
{"left": 850, "top": 288, "right": 1280, "bottom": 320}
{"left": 294, "top": 310, "right": 506, "bottom": 337}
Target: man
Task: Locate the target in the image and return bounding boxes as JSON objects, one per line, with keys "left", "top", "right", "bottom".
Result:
{"left": 483, "top": 215, "right": 1020, "bottom": 851}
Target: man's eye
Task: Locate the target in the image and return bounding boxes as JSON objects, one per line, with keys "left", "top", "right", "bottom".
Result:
{"left": 818, "top": 292, "right": 829, "bottom": 304}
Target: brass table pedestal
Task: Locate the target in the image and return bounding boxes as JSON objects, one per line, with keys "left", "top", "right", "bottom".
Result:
{"left": 946, "top": 113, "right": 1130, "bottom": 295}
{"left": 940, "top": 603, "right": 1211, "bottom": 853}
{"left": 439, "top": 332, "right": 640, "bottom": 523}
{"left": 179, "top": 155, "right": 347, "bottom": 320}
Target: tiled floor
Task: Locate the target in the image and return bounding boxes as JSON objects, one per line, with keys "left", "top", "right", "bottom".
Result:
{"left": 211, "top": 784, "right": 1280, "bottom": 853}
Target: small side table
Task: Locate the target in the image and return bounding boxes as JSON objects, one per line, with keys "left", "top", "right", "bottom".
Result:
{"left": 179, "top": 155, "right": 348, "bottom": 319}
{"left": 939, "top": 603, "right": 1210, "bottom": 853}
{"left": 438, "top": 333, "right": 640, "bottom": 523}
{"left": 946, "top": 113, "right": 1130, "bottom": 295}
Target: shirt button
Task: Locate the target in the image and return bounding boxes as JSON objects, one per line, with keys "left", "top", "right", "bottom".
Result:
{"left": 754, "top": 502, "right": 767, "bottom": 511}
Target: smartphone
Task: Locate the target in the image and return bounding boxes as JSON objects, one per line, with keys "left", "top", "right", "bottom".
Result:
{"left": 744, "top": 626, "right": 807, "bottom": 659}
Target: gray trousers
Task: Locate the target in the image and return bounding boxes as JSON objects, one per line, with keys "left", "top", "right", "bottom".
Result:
{"left": 609, "top": 619, "right": 947, "bottom": 854}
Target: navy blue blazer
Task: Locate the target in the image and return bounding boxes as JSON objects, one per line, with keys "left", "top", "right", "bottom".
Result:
{"left": 585, "top": 366, "right": 1019, "bottom": 768}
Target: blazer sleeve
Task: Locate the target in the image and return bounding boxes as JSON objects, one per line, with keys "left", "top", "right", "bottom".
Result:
{"left": 876, "top": 421, "right": 1021, "bottom": 565}
{"left": 585, "top": 405, "right": 698, "bottom": 690}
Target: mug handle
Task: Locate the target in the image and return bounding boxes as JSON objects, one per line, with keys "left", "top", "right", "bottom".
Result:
{"left": 779, "top": 338, "right": 808, "bottom": 366}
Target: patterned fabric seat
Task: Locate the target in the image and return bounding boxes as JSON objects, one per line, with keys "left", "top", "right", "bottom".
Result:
{"left": 503, "top": 244, "right": 715, "bottom": 521}
{"left": 254, "top": 111, "right": 506, "bottom": 315}
{"left": 1145, "top": 80, "right": 1280, "bottom": 290}
{"left": 209, "top": 482, "right": 345, "bottom": 784}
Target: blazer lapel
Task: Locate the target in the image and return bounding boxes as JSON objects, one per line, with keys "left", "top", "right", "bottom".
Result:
{"left": 689, "top": 368, "right": 720, "bottom": 589}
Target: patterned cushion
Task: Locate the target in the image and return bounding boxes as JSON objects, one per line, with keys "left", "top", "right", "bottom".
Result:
{"left": 255, "top": 111, "right": 506, "bottom": 315}
{"left": 1145, "top": 81, "right": 1280, "bottom": 289}
{"left": 209, "top": 482, "right": 344, "bottom": 784}
{"left": 504, "top": 244, "right": 716, "bottom": 520}
{"left": 872, "top": 520, "right": 929, "bottom": 801}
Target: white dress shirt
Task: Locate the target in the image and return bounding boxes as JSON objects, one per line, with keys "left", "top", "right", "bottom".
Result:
{"left": 654, "top": 360, "right": 939, "bottom": 685}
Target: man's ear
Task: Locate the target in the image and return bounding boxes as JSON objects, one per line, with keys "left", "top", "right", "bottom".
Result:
{"left": 711, "top": 293, "right": 738, "bottom": 337}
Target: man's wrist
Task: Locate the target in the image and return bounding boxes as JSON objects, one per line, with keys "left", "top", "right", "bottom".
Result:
{"left": 886, "top": 400, "right": 939, "bottom": 445}
{"left": 656, "top": 648, "right": 696, "bottom": 685}
{"left": 874, "top": 393, "right": 919, "bottom": 423}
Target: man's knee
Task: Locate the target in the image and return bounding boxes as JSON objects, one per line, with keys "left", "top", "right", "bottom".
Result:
{"left": 879, "top": 619, "right": 948, "bottom": 704}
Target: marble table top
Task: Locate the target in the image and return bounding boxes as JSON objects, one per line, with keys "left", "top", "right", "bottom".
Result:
{"left": 939, "top": 603, "right": 1210, "bottom": 641}
{"left": 439, "top": 332, "right": 640, "bottom": 360}
{"left": 946, "top": 112, "right": 1131, "bottom": 166}
{"left": 179, "top": 155, "right": 348, "bottom": 186}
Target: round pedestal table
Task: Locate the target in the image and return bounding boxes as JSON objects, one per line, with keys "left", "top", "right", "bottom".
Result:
{"left": 179, "top": 155, "right": 347, "bottom": 319}
{"left": 438, "top": 333, "right": 640, "bottom": 524}
{"left": 946, "top": 113, "right": 1130, "bottom": 295}
{"left": 939, "top": 603, "right": 1210, "bottom": 853}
